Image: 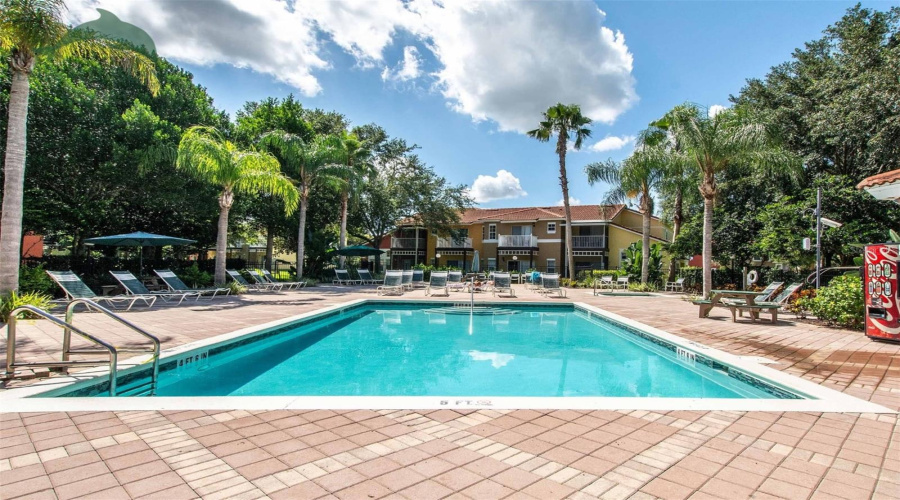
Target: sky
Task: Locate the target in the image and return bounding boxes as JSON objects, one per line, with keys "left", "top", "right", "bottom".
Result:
{"left": 67, "top": 0, "right": 900, "bottom": 209}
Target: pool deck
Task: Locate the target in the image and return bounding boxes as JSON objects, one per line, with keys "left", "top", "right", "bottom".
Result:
{"left": 1, "top": 286, "right": 898, "bottom": 499}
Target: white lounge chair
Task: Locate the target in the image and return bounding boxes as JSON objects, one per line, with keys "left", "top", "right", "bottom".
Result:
{"left": 247, "top": 270, "right": 284, "bottom": 291}
{"left": 110, "top": 270, "right": 199, "bottom": 305}
{"left": 597, "top": 276, "right": 614, "bottom": 290}
{"left": 401, "top": 270, "right": 414, "bottom": 291}
{"left": 154, "top": 269, "right": 230, "bottom": 298}
{"left": 377, "top": 271, "right": 405, "bottom": 295}
{"left": 47, "top": 270, "right": 156, "bottom": 310}
{"left": 447, "top": 271, "right": 466, "bottom": 292}
{"left": 357, "top": 269, "right": 382, "bottom": 285}
{"left": 411, "top": 269, "right": 426, "bottom": 288}
{"left": 425, "top": 271, "right": 449, "bottom": 296}
{"left": 537, "top": 273, "right": 567, "bottom": 298}
{"left": 227, "top": 269, "right": 278, "bottom": 291}
{"left": 492, "top": 272, "right": 516, "bottom": 297}
{"left": 665, "top": 277, "right": 685, "bottom": 293}
{"left": 333, "top": 269, "right": 359, "bottom": 285}
{"left": 615, "top": 276, "right": 630, "bottom": 290}
{"left": 261, "top": 269, "right": 305, "bottom": 290}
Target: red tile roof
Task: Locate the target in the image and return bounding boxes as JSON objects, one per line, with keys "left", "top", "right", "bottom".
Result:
{"left": 858, "top": 169, "right": 900, "bottom": 190}
{"left": 458, "top": 204, "right": 626, "bottom": 223}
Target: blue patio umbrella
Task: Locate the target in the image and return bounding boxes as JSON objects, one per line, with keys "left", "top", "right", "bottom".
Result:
{"left": 85, "top": 231, "right": 196, "bottom": 275}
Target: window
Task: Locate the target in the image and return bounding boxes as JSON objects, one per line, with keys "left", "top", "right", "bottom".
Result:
{"left": 547, "top": 222, "right": 557, "bottom": 234}
{"left": 511, "top": 225, "right": 532, "bottom": 235}
{"left": 447, "top": 260, "right": 460, "bottom": 269}
{"left": 487, "top": 258, "right": 497, "bottom": 270}
{"left": 488, "top": 224, "right": 497, "bottom": 240}
{"left": 546, "top": 259, "right": 557, "bottom": 274}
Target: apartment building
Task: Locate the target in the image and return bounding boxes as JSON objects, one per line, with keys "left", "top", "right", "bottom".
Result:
{"left": 387, "top": 205, "right": 670, "bottom": 274}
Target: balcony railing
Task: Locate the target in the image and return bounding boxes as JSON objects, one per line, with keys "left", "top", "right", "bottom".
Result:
{"left": 571, "top": 235, "right": 606, "bottom": 249}
{"left": 391, "top": 237, "right": 426, "bottom": 249}
{"left": 498, "top": 235, "right": 539, "bottom": 248}
{"left": 436, "top": 237, "right": 473, "bottom": 248}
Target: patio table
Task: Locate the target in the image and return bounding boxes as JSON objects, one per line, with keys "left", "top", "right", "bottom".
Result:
{"left": 697, "top": 290, "right": 773, "bottom": 321}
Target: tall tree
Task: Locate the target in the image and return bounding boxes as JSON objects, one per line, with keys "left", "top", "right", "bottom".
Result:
{"left": 585, "top": 141, "right": 668, "bottom": 284}
{"left": 176, "top": 126, "right": 298, "bottom": 284}
{"left": 664, "top": 104, "right": 796, "bottom": 298}
{"left": 260, "top": 132, "right": 340, "bottom": 278}
{"left": 0, "top": 0, "right": 159, "bottom": 294}
{"left": 527, "top": 103, "right": 592, "bottom": 279}
{"left": 333, "top": 131, "right": 373, "bottom": 268}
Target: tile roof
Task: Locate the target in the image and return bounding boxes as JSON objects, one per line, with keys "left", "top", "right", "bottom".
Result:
{"left": 458, "top": 204, "right": 626, "bottom": 223}
{"left": 857, "top": 169, "right": 900, "bottom": 190}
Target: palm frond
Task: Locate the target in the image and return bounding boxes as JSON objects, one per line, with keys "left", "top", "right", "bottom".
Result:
{"left": 0, "top": 0, "right": 68, "bottom": 52}
{"left": 176, "top": 126, "right": 233, "bottom": 187}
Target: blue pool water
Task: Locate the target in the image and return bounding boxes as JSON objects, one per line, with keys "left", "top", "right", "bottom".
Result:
{"left": 50, "top": 304, "right": 798, "bottom": 398}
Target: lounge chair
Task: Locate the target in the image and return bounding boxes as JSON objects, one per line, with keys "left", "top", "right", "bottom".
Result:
{"left": 246, "top": 270, "right": 285, "bottom": 291}
{"left": 526, "top": 271, "right": 542, "bottom": 291}
{"left": 448, "top": 271, "right": 466, "bottom": 292}
{"left": 537, "top": 273, "right": 567, "bottom": 298}
{"left": 615, "top": 276, "right": 630, "bottom": 290}
{"left": 357, "top": 269, "right": 382, "bottom": 285}
{"left": 377, "top": 271, "right": 404, "bottom": 296}
{"left": 333, "top": 269, "right": 359, "bottom": 285}
{"left": 227, "top": 269, "right": 279, "bottom": 291}
{"left": 154, "top": 269, "right": 230, "bottom": 298}
{"left": 110, "top": 270, "right": 199, "bottom": 305}
{"left": 596, "top": 276, "right": 614, "bottom": 290}
{"left": 426, "top": 271, "right": 449, "bottom": 296}
{"left": 492, "top": 272, "right": 516, "bottom": 297}
{"left": 261, "top": 269, "right": 306, "bottom": 290}
{"left": 46, "top": 270, "right": 156, "bottom": 311}
{"left": 401, "top": 270, "right": 414, "bottom": 291}
{"left": 411, "top": 270, "right": 427, "bottom": 288}
{"left": 665, "top": 277, "right": 685, "bottom": 293}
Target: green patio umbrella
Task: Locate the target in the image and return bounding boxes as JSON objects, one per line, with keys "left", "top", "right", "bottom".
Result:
{"left": 84, "top": 231, "right": 197, "bottom": 275}
{"left": 335, "top": 245, "right": 385, "bottom": 257}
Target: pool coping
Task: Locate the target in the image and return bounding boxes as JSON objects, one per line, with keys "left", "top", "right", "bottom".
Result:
{"left": 0, "top": 299, "right": 893, "bottom": 414}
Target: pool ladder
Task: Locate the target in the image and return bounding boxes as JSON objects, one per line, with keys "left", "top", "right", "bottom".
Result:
{"left": 4, "top": 299, "right": 160, "bottom": 396}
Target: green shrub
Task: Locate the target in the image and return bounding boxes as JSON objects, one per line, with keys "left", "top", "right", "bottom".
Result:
{"left": 19, "top": 264, "right": 56, "bottom": 296}
{"left": 226, "top": 281, "right": 247, "bottom": 295}
{"left": 628, "top": 283, "right": 658, "bottom": 292}
{"left": 799, "top": 275, "right": 863, "bottom": 330}
{"left": 622, "top": 241, "right": 664, "bottom": 285}
{"left": 178, "top": 263, "right": 213, "bottom": 288}
{"left": 1, "top": 291, "right": 55, "bottom": 323}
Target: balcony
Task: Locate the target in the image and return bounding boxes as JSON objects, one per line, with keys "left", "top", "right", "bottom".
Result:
{"left": 498, "top": 235, "right": 539, "bottom": 248}
{"left": 571, "top": 235, "right": 606, "bottom": 249}
{"left": 436, "top": 237, "right": 473, "bottom": 249}
{"left": 391, "top": 237, "right": 426, "bottom": 249}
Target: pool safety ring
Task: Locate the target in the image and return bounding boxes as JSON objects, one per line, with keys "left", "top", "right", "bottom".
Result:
{"left": 747, "top": 270, "right": 759, "bottom": 284}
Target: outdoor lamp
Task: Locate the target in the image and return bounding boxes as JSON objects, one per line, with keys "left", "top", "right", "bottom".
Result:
{"left": 435, "top": 253, "right": 441, "bottom": 259}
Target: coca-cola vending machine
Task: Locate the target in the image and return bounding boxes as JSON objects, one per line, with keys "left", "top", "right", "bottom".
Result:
{"left": 865, "top": 244, "right": 899, "bottom": 342}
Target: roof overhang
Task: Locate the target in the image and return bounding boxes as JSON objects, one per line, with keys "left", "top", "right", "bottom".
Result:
{"left": 858, "top": 169, "right": 900, "bottom": 203}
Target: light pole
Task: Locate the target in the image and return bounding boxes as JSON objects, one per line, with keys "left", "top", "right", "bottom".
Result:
{"left": 811, "top": 187, "right": 843, "bottom": 289}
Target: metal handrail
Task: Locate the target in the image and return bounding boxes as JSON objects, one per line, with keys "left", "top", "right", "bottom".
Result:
{"left": 804, "top": 266, "right": 862, "bottom": 286}
{"left": 64, "top": 299, "right": 160, "bottom": 395}
{"left": 6, "top": 306, "right": 119, "bottom": 396}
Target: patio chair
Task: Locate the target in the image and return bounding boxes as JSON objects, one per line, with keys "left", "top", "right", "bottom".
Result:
{"left": 377, "top": 271, "right": 405, "bottom": 296}
{"left": 492, "top": 272, "right": 516, "bottom": 298}
{"left": 448, "top": 271, "right": 466, "bottom": 292}
{"left": 411, "top": 269, "right": 426, "bottom": 288}
{"left": 616, "top": 276, "right": 630, "bottom": 290}
{"left": 426, "top": 271, "right": 450, "bottom": 296}
{"left": 247, "top": 270, "right": 285, "bottom": 291}
{"left": 110, "top": 270, "right": 199, "bottom": 305}
{"left": 261, "top": 269, "right": 306, "bottom": 290}
{"left": 537, "top": 273, "right": 567, "bottom": 298}
{"left": 665, "top": 277, "right": 685, "bottom": 293}
{"left": 333, "top": 269, "right": 359, "bottom": 285}
{"left": 597, "top": 276, "right": 614, "bottom": 290}
{"left": 357, "top": 269, "right": 382, "bottom": 285}
{"left": 46, "top": 270, "right": 156, "bottom": 311}
{"left": 154, "top": 269, "right": 231, "bottom": 298}
{"left": 527, "top": 271, "right": 542, "bottom": 291}
{"left": 227, "top": 269, "right": 279, "bottom": 291}
{"left": 728, "top": 282, "right": 802, "bottom": 322}
{"left": 401, "top": 270, "right": 414, "bottom": 291}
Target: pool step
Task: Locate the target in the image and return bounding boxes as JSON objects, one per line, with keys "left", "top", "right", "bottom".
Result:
{"left": 116, "top": 379, "right": 156, "bottom": 397}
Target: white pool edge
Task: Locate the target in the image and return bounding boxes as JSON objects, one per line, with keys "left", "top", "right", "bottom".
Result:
{"left": 0, "top": 299, "right": 893, "bottom": 414}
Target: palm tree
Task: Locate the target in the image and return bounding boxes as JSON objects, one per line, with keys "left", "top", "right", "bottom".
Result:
{"left": 527, "top": 103, "right": 592, "bottom": 279}
{"left": 663, "top": 104, "right": 796, "bottom": 298}
{"left": 585, "top": 141, "right": 667, "bottom": 284}
{"left": 260, "top": 132, "right": 341, "bottom": 278}
{"left": 333, "top": 131, "right": 373, "bottom": 268}
{"left": 176, "top": 126, "right": 298, "bottom": 285}
{"left": 0, "top": 0, "right": 160, "bottom": 294}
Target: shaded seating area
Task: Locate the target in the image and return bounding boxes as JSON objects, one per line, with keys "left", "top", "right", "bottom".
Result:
{"left": 154, "top": 269, "right": 230, "bottom": 298}
{"left": 46, "top": 270, "right": 156, "bottom": 310}
{"left": 377, "top": 271, "right": 404, "bottom": 296}
{"left": 425, "top": 271, "right": 449, "bottom": 296}
{"left": 110, "top": 270, "right": 200, "bottom": 305}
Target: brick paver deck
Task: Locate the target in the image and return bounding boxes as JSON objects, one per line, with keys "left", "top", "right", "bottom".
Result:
{"left": 2, "top": 286, "right": 898, "bottom": 499}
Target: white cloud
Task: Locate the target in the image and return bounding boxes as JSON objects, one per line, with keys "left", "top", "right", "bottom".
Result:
{"left": 708, "top": 104, "right": 727, "bottom": 118}
{"left": 557, "top": 197, "right": 582, "bottom": 206}
{"left": 469, "top": 170, "right": 527, "bottom": 203}
{"left": 589, "top": 135, "right": 635, "bottom": 152}
{"left": 381, "top": 46, "right": 422, "bottom": 82}
{"left": 66, "top": 1, "right": 638, "bottom": 128}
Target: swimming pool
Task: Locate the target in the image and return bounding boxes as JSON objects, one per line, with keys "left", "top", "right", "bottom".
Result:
{"left": 39, "top": 302, "right": 795, "bottom": 399}
{"left": 3, "top": 300, "right": 889, "bottom": 413}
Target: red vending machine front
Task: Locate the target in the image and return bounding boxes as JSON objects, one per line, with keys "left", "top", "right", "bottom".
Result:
{"left": 864, "top": 244, "right": 899, "bottom": 341}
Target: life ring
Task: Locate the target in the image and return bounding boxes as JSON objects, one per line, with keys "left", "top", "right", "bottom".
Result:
{"left": 747, "top": 270, "right": 759, "bottom": 284}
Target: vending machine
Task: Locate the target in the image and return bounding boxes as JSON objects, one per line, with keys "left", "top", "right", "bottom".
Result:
{"left": 864, "top": 244, "right": 899, "bottom": 342}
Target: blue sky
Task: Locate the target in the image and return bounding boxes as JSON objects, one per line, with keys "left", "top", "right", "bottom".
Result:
{"left": 71, "top": 0, "right": 899, "bottom": 208}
